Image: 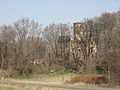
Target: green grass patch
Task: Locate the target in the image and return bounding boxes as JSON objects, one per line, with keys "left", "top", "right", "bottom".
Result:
{"left": 49, "top": 68, "right": 79, "bottom": 77}
{"left": 13, "top": 75, "right": 30, "bottom": 80}
{"left": 29, "top": 68, "right": 79, "bottom": 80}
{"left": 94, "top": 70, "right": 106, "bottom": 74}
{"left": 0, "top": 86, "right": 18, "bottom": 90}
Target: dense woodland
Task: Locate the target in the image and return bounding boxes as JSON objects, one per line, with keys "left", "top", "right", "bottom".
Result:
{"left": 0, "top": 11, "right": 120, "bottom": 86}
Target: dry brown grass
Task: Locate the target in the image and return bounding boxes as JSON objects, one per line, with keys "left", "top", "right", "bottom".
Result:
{"left": 0, "top": 69, "right": 16, "bottom": 79}
{"left": 65, "top": 75, "right": 107, "bottom": 85}
{"left": 0, "top": 83, "right": 75, "bottom": 90}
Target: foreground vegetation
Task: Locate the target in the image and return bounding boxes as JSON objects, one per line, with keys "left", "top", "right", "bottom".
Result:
{"left": 0, "top": 68, "right": 107, "bottom": 86}
{"left": 0, "top": 68, "right": 120, "bottom": 90}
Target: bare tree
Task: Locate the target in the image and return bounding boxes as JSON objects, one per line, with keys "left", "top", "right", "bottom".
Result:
{"left": 0, "top": 25, "right": 16, "bottom": 69}
{"left": 13, "top": 18, "right": 43, "bottom": 75}
{"left": 43, "top": 23, "right": 72, "bottom": 67}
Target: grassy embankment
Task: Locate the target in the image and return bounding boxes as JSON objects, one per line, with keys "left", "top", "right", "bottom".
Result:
{"left": 0, "top": 68, "right": 105, "bottom": 90}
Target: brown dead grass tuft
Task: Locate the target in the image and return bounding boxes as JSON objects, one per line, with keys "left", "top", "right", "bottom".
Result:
{"left": 0, "top": 69, "right": 16, "bottom": 79}
{"left": 65, "top": 75, "right": 107, "bottom": 85}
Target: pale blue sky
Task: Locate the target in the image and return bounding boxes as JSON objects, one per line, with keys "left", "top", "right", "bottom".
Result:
{"left": 0, "top": 0, "right": 120, "bottom": 26}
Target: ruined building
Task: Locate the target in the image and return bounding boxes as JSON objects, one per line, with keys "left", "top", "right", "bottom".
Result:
{"left": 73, "top": 22, "right": 97, "bottom": 60}
{"left": 57, "top": 22, "right": 97, "bottom": 70}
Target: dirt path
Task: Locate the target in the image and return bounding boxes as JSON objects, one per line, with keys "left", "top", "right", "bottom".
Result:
{"left": 0, "top": 79, "right": 120, "bottom": 90}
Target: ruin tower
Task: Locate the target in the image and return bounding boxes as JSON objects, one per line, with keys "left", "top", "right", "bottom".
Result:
{"left": 73, "top": 22, "right": 83, "bottom": 41}
{"left": 73, "top": 22, "right": 97, "bottom": 59}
